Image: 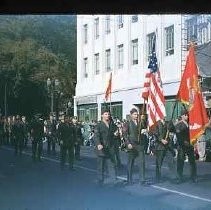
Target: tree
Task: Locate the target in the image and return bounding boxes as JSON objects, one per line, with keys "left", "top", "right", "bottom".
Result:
{"left": 0, "top": 15, "right": 76, "bottom": 117}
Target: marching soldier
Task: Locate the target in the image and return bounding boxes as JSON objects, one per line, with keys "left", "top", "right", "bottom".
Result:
{"left": 10, "top": 116, "right": 16, "bottom": 146}
{"left": 3, "top": 117, "right": 8, "bottom": 145}
{"left": 72, "top": 116, "right": 83, "bottom": 161}
{"left": 30, "top": 114, "right": 44, "bottom": 161}
{"left": 45, "top": 115, "right": 57, "bottom": 154}
{"left": 21, "top": 116, "right": 30, "bottom": 148}
{"left": 58, "top": 115, "right": 75, "bottom": 171}
{"left": 95, "top": 107, "right": 119, "bottom": 185}
{"left": 113, "top": 120, "right": 123, "bottom": 168}
{"left": 12, "top": 115, "right": 25, "bottom": 156}
{"left": 154, "top": 118, "right": 177, "bottom": 183}
{"left": 0, "top": 116, "right": 4, "bottom": 146}
{"left": 123, "top": 108, "right": 147, "bottom": 185}
{"left": 175, "top": 110, "right": 197, "bottom": 183}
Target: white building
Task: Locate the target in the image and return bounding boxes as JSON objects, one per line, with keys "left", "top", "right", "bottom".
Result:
{"left": 75, "top": 14, "right": 211, "bottom": 122}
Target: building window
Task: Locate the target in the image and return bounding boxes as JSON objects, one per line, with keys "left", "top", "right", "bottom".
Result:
{"left": 131, "top": 15, "right": 138, "bottom": 23}
{"left": 165, "top": 25, "right": 174, "bottom": 56}
{"left": 84, "top": 58, "right": 88, "bottom": 78}
{"left": 117, "top": 44, "right": 124, "bottom": 69}
{"left": 94, "top": 18, "right": 99, "bottom": 39}
{"left": 147, "top": 32, "right": 156, "bottom": 60}
{"left": 94, "top": 53, "right": 100, "bottom": 74}
{"left": 186, "top": 16, "right": 198, "bottom": 45}
{"left": 89, "top": 107, "right": 98, "bottom": 121}
{"left": 83, "top": 24, "right": 88, "bottom": 44}
{"left": 105, "top": 49, "right": 111, "bottom": 71}
{"left": 105, "top": 15, "right": 111, "bottom": 34}
{"left": 199, "top": 26, "right": 208, "bottom": 45}
{"left": 131, "top": 39, "right": 138, "bottom": 65}
{"left": 118, "top": 15, "right": 124, "bottom": 29}
{"left": 77, "top": 108, "right": 86, "bottom": 122}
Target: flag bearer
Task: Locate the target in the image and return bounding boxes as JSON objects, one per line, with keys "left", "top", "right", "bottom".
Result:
{"left": 175, "top": 110, "right": 197, "bottom": 183}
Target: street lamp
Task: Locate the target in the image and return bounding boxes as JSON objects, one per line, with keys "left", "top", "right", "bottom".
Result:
{"left": 65, "top": 100, "right": 73, "bottom": 117}
{"left": 46, "top": 78, "right": 60, "bottom": 118}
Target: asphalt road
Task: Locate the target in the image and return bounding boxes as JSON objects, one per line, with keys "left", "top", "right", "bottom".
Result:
{"left": 0, "top": 144, "right": 211, "bottom": 210}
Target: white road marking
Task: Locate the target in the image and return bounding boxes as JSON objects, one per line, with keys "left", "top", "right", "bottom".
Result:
{"left": 117, "top": 176, "right": 127, "bottom": 181}
{"left": 151, "top": 185, "right": 211, "bottom": 203}
{"left": 2, "top": 146, "right": 211, "bottom": 203}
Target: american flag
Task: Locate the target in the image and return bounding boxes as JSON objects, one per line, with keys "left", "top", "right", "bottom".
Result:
{"left": 141, "top": 72, "right": 151, "bottom": 100}
{"left": 142, "top": 38, "right": 166, "bottom": 129}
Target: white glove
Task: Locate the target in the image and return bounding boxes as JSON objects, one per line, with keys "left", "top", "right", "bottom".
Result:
{"left": 141, "top": 129, "right": 146, "bottom": 134}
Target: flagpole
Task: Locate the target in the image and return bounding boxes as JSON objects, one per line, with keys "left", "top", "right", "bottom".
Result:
{"left": 109, "top": 72, "right": 112, "bottom": 114}
{"left": 109, "top": 90, "right": 112, "bottom": 114}
{"left": 104, "top": 72, "right": 112, "bottom": 114}
{"left": 171, "top": 100, "right": 178, "bottom": 120}
{"left": 141, "top": 100, "right": 146, "bottom": 115}
{"left": 138, "top": 99, "right": 147, "bottom": 143}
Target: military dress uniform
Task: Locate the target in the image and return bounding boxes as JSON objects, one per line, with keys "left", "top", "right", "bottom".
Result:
{"left": 124, "top": 118, "right": 146, "bottom": 184}
{"left": 73, "top": 122, "right": 83, "bottom": 160}
{"left": 30, "top": 117, "right": 44, "bottom": 161}
{"left": 12, "top": 118, "right": 25, "bottom": 156}
{"left": 95, "top": 120, "right": 118, "bottom": 184}
{"left": 154, "top": 120, "right": 177, "bottom": 183}
{"left": 45, "top": 119, "right": 57, "bottom": 154}
{"left": 175, "top": 118, "right": 197, "bottom": 183}
{"left": 22, "top": 119, "right": 29, "bottom": 148}
{"left": 113, "top": 123, "right": 123, "bottom": 168}
{"left": 0, "top": 117, "right": 4, "bottom": 146}
{"left": 58, "top": 119, "right": 75, "bottom": 170}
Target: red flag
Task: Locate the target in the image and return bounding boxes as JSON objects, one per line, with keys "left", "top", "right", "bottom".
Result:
{"left": 105, "top": 72, "right": 112, "bottom": 101}
{"left": 177, "top": 46, "right": 195, "bottom": 105}
{"left": 177, "top": 45, "right": 209, "bottom": 144}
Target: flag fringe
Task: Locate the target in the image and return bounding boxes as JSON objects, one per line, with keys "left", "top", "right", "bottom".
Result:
{"left": 190, "top": 127, "right": 206, "bottom": 145}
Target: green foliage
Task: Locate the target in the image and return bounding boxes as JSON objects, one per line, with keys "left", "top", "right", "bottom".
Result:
{"left": 0, "top": 15, "right": 76, "bottom": 117}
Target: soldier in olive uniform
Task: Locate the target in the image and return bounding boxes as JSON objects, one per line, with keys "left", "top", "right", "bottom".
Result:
{"left": 95, "top": 108, "right": 119, "bottom": 185}
{"left": 30, "top": 114, "right": 44, "bottom": 161}
{"left": 175, "top": 110, "right": 197, "bottom": 183}
{"left": 58, "top": 115, "right": 75, "bottom": 170}
{"left": 123, "top": 108, "right": 147, "bottom": 185}
{"left": 72, "top": 116, "right": 83, "bottom": 161}
{"left": 0, "top": 116, "right": 4, "bottom": 146}
{"left": 113, "top": 120, "right": 123, "bottom": 168}
{"left": 22, "top": 116, "right": 30, "bottom": 148}
{"left": 45, "top": 115, "right": 57, "bottom": 154}
{"left": 12, "top": 115, "right": 25, "bottom": 156}
{"left": 154, "top": 118, "right": 177, "bottom": 183}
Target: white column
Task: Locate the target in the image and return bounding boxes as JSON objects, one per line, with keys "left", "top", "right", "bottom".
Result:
{"left": 97, "top": 102, "right": 101, "bottom": 121}
{"left": 73, "top": 96, "right": 77, "bottom": 116}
